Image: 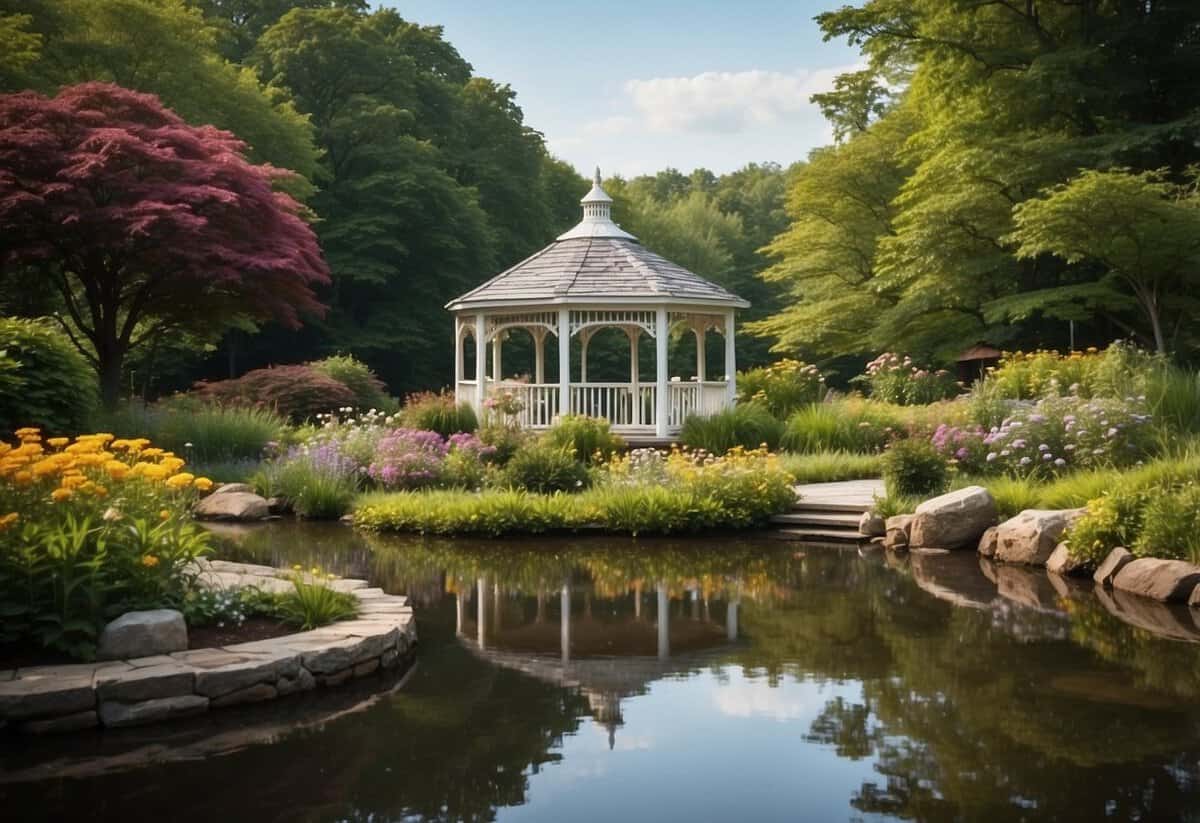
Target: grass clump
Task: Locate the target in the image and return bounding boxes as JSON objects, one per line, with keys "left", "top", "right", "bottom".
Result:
{"left": 502, "top": 443, "right": 590, "bottom": 493}
{"left": 775, "top": 451, "right": 881, "bottom": 483}
{"left": 541, "top": 415, "right": 624, "bottom": 464}
{"left": 276, "top": 568, "right": 359, "bottom": 630}
{"left": 401, "top": 391, "right": 478, "bottom": 436}
{"left": 680, "top": 403, "right": 784, "bottom": 454}
{"left": 880, "top": 438, "right": 948, "bottom": 497}
{"left": 781, "top": 398, "right": 902, "bottom": 454}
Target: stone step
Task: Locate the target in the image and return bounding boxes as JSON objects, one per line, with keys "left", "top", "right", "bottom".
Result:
{"left": 770, "top": 511, "right": 863, "bottom": 528}
{"left": 789, "top": 500, "right": 873, "bottom": 514}
{"left": 770, "top": 527, "right": 866, "bottom": 543}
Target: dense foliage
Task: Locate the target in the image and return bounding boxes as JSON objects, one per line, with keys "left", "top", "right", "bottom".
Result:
{"left": 0, "top": 317, "right": 97, "bottom": 436}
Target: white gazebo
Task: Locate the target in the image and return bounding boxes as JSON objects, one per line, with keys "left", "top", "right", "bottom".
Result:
{"left": 446, "top": 169, "right": 748, "bottom": 438}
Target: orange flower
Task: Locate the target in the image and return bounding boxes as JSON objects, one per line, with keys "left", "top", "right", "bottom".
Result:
{"left": 51, "top": 488, "right": 73, "bottom": 502}
{"left": 141, "top": 554, "right": 160, "bottom": 568}
{"left": 0, "top": 512, "right": 18, "bottom": 530}
{"left": 46, "top": 437, "right": 69, "bottom": 448}
{"left": 159, "top": 509, "right": 171, "bottom": 521}
{"left": 193, "top": 477, "right": 214, "bottom": 492}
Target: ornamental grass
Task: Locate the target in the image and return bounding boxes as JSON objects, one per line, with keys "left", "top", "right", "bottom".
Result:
{"left": 0, "top": 428, "right": 215, "bottom": 659}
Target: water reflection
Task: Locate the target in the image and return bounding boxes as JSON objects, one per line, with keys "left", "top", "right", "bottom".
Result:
{"left": 4, "top": 523, "right": 1200, "bottom": 821}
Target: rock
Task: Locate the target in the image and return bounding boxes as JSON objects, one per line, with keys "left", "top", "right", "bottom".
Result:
{"left": 210, "top": 682, "right": 278, "bottom": 708}
{"left": 911, "top": 552, "right": 998, "bottom": 610}
{"left": 319, "top": 668, "right": 354, "bottom": 688}
{"left": 909, "top": 486, "right": 997, "bottom": 549}
{"left": 99, "top": 695, "right": 208, "bottom": 728}
{"left": 266, "top": 496, "right": 289, "bottom": 515}
{"left": 1094, "top": 547, "right": 1134, "bottom": 588}
{"left": 994, "top": 509, "right": 1085, "bottom": 566}
{"left": 0, "top": 674, "right": 95, "bottom": 721}
{"left": 20, "top": 710, "right": 99, "bottom": 734}
{"left": 96, "top": 662, "right": 195, "bottom": 702}
{"left": 1046, "top": 543, "right": 1090, "bottom": 577}
{"left": 380, "top": 649, "right": 400, "bottom": 669}
{"left": 977, "top": 526, "right": 998, "bottom": 558}
{"left": 858, "top": 512, "right": 886, "bottom": 538}
{"left": 97, "top": 609, "right": 188, "bottom": 660}
{"left": 1112, "top": 558, "right": 1200, "bottom": 603}
{"left": 353, "top": 659, "right": 380, "bottom": 678}
{"left": 995, "top": 565, "right": 1063, "bottom": 612}
{"left": 193, "top": 491, "right": 270, "bottom": 522}
{"left": 883, "top": 515, "right": 913, "bottom": 550}
{"left": 1097, "top": 586, "right": 1200, "bottom": 643}
{"left": 181, "top": 650, "right": 300, "bottom": 698}
{"left": 276, "top": 668, "right": 316, "bottom": 696}
{"left": 213, "top": 482, "right": 255, "bottom": 495}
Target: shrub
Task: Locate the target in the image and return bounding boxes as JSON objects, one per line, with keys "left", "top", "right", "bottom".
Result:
{"left": 1134, "top": 484, "right": 1200, "bottom": 562}
{"left": 736, "top": 359, "right": 825, "bottom": 418}
{"left": 0, "top": 429, "right": 214, "bottom": 658}
{"left": 542, "top": 415, "right": 624, "bottom": 464}
{"left": 503, "top": 443, "right": 590, "bottom": 493}
{"left": 310, "top": 355, "right": 395, "bottom": 412}
{"left": 477, "top": 421, "right": 531, "bottom": 465}
{"left": 1065, "top": 487, "right": 1151, "bottom": 566}
{"left": 262, "top": 456, "right": 360, "bottom": 519}
{"left": 981, "top": 394, "right": 1156, "bottom": 478}
{"left": 880, "top": 438, "right": 948, "bottom": 498}
{"left": 367, "top": 428, "right": 449, "bottom": 489}
{"left": 401, "top": 390, "right": 478, "bottom": 436}
{"left": 1145, "top": 367, "right": 1200, "bottom": 435}
{"left": 192, "top": 364, "right": 358, "bottom": 422}
{"left": 781, "top": 398, "right": 902, "bottom": 454}
{"left": 857, "top": 353, "right": 960, "bottom": 405}
{"left": 929, "top": 423, "right": 990, "bottom": 474}
{"left": 680, "top": 403, "right": 784, "bottom": 454}
{"left": 354, "top": 489, "right": 569, "bottom": 536}
{"left": 0, "top": 317, "right": 97, "bottom": 436}
{"left": 965, "top": 378, "right": 1013, "bottom": 429}
{"left": 154, "top": 402, "right": 285, "bottom": 464}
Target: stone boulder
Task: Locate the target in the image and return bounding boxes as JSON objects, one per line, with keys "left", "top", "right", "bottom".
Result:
{"left": 194, "top": 491, "right": 270, "bottom": 522}
{"left": 1046, "top": 542, "right": 1090, "bottom": 577}
{"left": 1112, "top": 558, "right": 1200, "bottom": 603}
{"left": 977, "top": 526, "right": 998, "bottom": 558}
{"left": 212, "top": 482, "right": 255, "bottom": 495}
{"left": 858, "top": 511, "right": 886, "bottom": 538}
{"left": 97, "top": 610, "right": 187, "bottom": 661}
{"left": 1094, "top": 547, "right": 1133, "bottom": 588}
{"left": 883, "top": 515, "right": 913, "bottom": 550}
{"left": 994, "top": 509, "right": 1085, "bottom": 566}
{"left": 909, "top": 486, "right": 997, "bottom": 549}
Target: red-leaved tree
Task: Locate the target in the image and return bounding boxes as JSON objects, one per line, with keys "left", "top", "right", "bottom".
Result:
{"left": 0, "top": 83, "right": 329, "bottom": 407}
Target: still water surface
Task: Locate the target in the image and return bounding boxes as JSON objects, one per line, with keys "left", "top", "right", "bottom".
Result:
{"left": 4, "top": 522, "right": 1200, "bottom": 821}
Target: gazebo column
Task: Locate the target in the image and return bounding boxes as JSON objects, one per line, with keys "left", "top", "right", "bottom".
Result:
{"left": 724, "top": 310, "right": 737, "bottom": 404}
{"left": 532, "top": 328, "right": 547, "bottom": 384}
{"left": 558, "top": 308, "right": 571, "bottom": 418}
{"left": 453, "top": 319, "right": 464, "bottom": 399}
{"left": 579, "top": 328, "right": 594, "bottom": 384}
{"left": 492, "top": 332, "right": 503, "bottom": 382}
{"left": 474, "top": 313, "right": 487, "bottom": 414}
{"left": 655, "top": 307, "right": 669, "bottom": 436}
{"left": 628, "top": 328, "right": 641, "bottom": 426}
{"left": 695, "top": 326, "right": 707, "bottom": 382}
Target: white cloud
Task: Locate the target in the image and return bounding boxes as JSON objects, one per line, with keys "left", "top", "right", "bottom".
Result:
{"left": 713, "top": 682, "right": 809, "bottom": 722}
{"left": 624, "top": 65, "right": 859, "bottom": 134}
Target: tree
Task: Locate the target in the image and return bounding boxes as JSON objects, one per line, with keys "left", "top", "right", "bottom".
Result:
{"left": 0, "top": 0, "right": 319, "bottom": 181}
{"left": 0, "top": 83, "right": 329, "bottom": 407}
{"left": 1009, "top": 168, "right": 1200, "bottom": 354}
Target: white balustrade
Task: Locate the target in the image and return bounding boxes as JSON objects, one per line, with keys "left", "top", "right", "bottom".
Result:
{"left": 668, "top": 381, "right": 731, "bottom": 429}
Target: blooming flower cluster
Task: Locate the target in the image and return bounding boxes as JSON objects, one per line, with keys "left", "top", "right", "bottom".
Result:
{"left": 929, "top": 423, "right": 991, "bottom": 473}
{"left": 860, "top": 353, "right": 960, "bottom": 405}
{"left": 367, "top": 429, "right": 495, "bottom": 489}
{"left": 980, "top": 394, "right": 1155, "bottom": 477}
{"left": 736, "top": 358, "right": 826, "bottom": 418}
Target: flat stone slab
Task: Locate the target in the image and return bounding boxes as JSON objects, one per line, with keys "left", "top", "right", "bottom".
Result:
{"left": 0, "top": 559, "right": 416, "bottom": 732}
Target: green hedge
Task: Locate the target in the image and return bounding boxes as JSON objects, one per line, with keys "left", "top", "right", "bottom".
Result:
{"left": 0, "top": 317, "right": 97, "bottom": 436}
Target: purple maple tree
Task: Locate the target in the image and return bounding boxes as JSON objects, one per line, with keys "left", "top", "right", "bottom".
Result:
{"left": 0, "top": 82, "right": 330, "bottom": 407}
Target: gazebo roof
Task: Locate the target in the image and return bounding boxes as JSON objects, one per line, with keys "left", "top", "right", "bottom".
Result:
{"left": 446, "top": 168, "right": 749, "bottom": 312}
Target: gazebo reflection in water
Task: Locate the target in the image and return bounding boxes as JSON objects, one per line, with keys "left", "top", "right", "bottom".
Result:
{"left": 453, "top": 576, "right": 743, "bottom": 749}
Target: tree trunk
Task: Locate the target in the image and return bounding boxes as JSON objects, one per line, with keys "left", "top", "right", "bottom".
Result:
{"left": 98, "top": 350, "right": 125, "bottom": 411}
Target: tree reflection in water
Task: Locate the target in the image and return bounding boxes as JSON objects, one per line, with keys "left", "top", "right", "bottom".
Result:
{"left": 5, "top": 523, "right": 1200, "bottom": 821}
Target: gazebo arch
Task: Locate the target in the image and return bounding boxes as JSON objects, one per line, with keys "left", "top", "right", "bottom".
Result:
{"left": 446, "top": 168, "right": 748, "bottom": 439}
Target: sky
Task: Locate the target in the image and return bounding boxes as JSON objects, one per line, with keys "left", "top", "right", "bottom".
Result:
{"left": 383, "top": 1, "right": 863, "bottom": 177}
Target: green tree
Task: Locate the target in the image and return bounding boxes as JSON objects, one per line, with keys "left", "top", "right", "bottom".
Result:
{"left": 1008, "top": 168, "right": 1200, "bottom": 354}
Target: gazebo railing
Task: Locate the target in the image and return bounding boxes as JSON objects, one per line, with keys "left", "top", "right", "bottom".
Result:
{"left": 457, "top": 379, "right": 732, "bottom": 432}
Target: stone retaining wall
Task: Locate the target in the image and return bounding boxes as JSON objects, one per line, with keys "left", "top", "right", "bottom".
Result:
{"left": 0, "top": 562, "right": 416, "bottom": 734}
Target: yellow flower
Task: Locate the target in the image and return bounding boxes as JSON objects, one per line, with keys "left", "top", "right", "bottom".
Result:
{"left": 13, "top": 470, "right": 32, "bottom": 486}
{"left": 0, "top": 512, "right": 18, "bottom": 530}
{"left": 164, "top": 472, "right": 195, "bottom": 490}
{"left": 15, "top": 427, "right": 40, "bottom": 439}
{"left": 46, "top": 437, "right": 69, "bottom": 448}
{"left": 61, "top": 474, "right": 89, "bottom": 490}
{"left": 193, "top": 477, "right": 213, "bottom": 492}
{"left": 141, "top": 554, "right": 160, "bottom": 568}
{"left": 104, "top": 460, "right": 130, "bottom": 480}
{"left": 160, "top": 457, "right": 186, "bottom": 473}
{"left": 90, "top": 484, "right": 108, "bottom": 497}
{"left": 140, "top": 447, "right": 165, "bottom": 458}
{"left": 159, "top": 509, "right": 171, "bottom": 521}
{"left": 51, "top": 487, "right": 73, "bottom": 502}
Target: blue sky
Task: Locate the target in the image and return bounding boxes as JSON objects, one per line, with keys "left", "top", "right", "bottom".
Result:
{"left": 384, "top": 1, "right": 862, "bottom": 177}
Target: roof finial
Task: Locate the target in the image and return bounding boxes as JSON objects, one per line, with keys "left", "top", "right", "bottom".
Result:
{"left": 594, "top": 166, "right": 602, "bottom": 187}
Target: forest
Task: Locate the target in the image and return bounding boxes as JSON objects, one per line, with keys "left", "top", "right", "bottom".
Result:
{"left": 1, "top": 0, "right": 1198, "bottom": 407}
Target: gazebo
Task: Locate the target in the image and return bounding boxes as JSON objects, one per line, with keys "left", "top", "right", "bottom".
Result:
{"left": 446, "top": 169, "right": 748, "bottom": 438}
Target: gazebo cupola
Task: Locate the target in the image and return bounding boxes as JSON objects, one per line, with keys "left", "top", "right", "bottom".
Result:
{"left": 445, "top": 167, "right": 748, "bottom": 438}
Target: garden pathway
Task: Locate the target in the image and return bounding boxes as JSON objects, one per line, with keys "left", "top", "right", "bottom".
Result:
{"left": 770, "top": 479, "right": 885, "bottom": 542}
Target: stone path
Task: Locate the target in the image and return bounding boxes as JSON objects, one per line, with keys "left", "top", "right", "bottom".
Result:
{"left": 0, "top": 561, "right": 416, "bottom": 735}
{"left": 770, "top": 478, "right": 885, "bottom": 542}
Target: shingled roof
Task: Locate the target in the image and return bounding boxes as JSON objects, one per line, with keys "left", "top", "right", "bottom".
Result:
{"left": 446, "top": 169, "right": 749, "bottom": 312}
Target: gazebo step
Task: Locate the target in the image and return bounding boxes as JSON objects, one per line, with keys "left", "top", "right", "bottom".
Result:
{"left": 770, "top": 527, "right": 866, "bottom": 543}
{"left": 770, "top": 511, "right": 862, "bottom": 528}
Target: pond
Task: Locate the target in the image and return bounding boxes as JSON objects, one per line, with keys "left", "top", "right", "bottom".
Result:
{"left": 4, "top": 522, "right": 1200, "bottom": 821}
